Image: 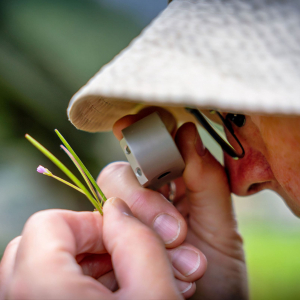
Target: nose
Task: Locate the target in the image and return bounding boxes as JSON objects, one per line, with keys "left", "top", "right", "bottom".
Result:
{"left": 224, "top": 146, "right": 275, "bottom": 196}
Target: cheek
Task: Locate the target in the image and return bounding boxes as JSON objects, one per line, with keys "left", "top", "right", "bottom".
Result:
{"left": 258, "top": 117, "right": 300, "bottom": 204}
{"left": 269, "top": 153, "right": 300, "bottom": 203}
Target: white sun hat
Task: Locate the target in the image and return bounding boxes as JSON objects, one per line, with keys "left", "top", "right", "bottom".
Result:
{"left": 67, "top": 0, "right": 300, "bottom": 132}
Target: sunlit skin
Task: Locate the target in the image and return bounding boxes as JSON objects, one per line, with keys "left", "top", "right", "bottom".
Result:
{"left": 225, "top": 115, "right": 300, "bottom": 216}
{"left": 103, "top": 107, "right": 300, "bottom": 299}
{"left": 114, "top": 108, "right": 300, "bottom": 214}
{"left": 0, "top": 200, "right": 191, "bottom": 300}
{"left": 1, "top": 107, "right": 300, "bottom": 300}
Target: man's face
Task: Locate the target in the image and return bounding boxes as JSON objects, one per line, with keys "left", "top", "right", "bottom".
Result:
{"left": 224, "top": 114, "right": 300, "bottom": 216}
{"left": 114, "top": 107, "right": 300, "bottom": 216}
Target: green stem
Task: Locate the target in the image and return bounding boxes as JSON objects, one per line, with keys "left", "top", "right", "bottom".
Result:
{"left": 25, "top": 134, "right": 103, "bottom": 214}
{"left": 60, "top": 145, "right": 102, "bottom": 206}
{"left": 55, "top": 129, "right": 107, "bottom": 202}
{"left": 51, "top": 174, "right": 86, "bottom": 195}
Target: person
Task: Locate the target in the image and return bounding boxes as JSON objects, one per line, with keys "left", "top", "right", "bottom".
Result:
{"left": 102, "top": 107, "right": 300, "bottom": 299}
{"left": 2, "top": 0, "right": 300, "bottom": 299}
{"left": 1, "top": 108, "right": 299, "bottom": 299}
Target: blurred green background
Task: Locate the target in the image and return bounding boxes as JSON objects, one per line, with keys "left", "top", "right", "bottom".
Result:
{"left": 0, "top": 1, "right": 299, "bottom": 299}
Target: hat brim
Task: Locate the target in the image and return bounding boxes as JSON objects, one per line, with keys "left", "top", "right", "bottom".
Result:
{"left": 68, "top": 0, "right": 300, "bottom": 132}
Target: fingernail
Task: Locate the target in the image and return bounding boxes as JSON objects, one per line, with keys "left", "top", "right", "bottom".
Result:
{"left": 171, "top": 247, "right": 200, "bottom": 277}
{"left": 177, "top": 281, "right": 193, "bottom": 294}
{"left": 106, "top": 197, "right": 133, "bottom": 217}
{"left": 194, "top": 127, "right": 206, "bottom": 156}
{"left": 152, "top": 214, "right": 180, "bottom": 244}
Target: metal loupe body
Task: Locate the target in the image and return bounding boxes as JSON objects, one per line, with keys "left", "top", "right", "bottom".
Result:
{"left": 120, "top": 113, "right": 185, "bottom": 190}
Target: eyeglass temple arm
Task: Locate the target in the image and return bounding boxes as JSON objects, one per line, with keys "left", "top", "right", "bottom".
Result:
{"left": 185, "top": 108, "right": 245, "bottom": 159}
{"left": 215, "top": 111, "right": 245, "bottom": 159}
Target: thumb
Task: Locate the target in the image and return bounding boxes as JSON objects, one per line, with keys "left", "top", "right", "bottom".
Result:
{"left": 103, "top": 197, "right": 182, "bottom": 300}
{"left": 175, "top": 123, "right": 242, "bottom": 253}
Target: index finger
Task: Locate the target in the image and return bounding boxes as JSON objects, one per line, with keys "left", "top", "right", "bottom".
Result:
{"left": 18, "top": 210, "right": 105, "bottom": 258}
{"left": 98, "top": 163, "right": 187, "bottom": 248}
{"left": 10, "top": 210, "right": 110, "bottom": 298}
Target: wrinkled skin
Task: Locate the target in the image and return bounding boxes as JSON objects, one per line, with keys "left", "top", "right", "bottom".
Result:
{"left": 0, "top": 199, "right": 195, "bottom": 300}
{"left": 100, "top": 107, "right": 300, "bottom": 299}
{"left": 1, "top": 107, "right": 299, "bottom": 300}
{"left": 225, "top": 115, "right": 300, "bottom": 215}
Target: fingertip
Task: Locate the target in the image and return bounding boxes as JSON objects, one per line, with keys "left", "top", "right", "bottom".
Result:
{"left": 137, "top": 106, "right": 177, "bottom": 136}
{"left": 175, "top": 280, "right": 196, "bottom": 298}
{"left": 175, "top": 122, "right": 198, "bottom": 158}
{"left": 113, "top": 107, "right": 177, "bottom": 141}
{"left": 104, "top": 197, "right": 134, "bottom": 217}
{"left": 152, "top": 213, "right": 181, "bottom": 246}
{"left": 113, "top": 114, "right": 140, "bottom": 141}
{"left": 168, "top": 244, "right": 207, "bottom": 282}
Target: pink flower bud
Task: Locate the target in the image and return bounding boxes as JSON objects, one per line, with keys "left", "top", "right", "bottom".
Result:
{"left": 37, "top": 165, "right": 47, "bottom": 174}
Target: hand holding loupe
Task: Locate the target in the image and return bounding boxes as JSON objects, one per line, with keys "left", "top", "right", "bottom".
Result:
{"left": 120, "top": 112, "right": 185, "bottom": 191}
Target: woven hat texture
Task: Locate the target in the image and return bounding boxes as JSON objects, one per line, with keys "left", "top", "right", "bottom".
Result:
{"left": 68, "top": 0, "right": 300, "bottom": 132}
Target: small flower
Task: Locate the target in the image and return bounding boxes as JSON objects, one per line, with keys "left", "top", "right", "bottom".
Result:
{"left": 36, "top": 165, "right": 85, "bottom": 195}
{"left": 37, "top": 165, "right": 46, "bottom": 173}
{"left": 37, "top": 165, "right": 52, "bottom": 176}
{"left": 26, "top": 132, "right": 105, "bottom": 215}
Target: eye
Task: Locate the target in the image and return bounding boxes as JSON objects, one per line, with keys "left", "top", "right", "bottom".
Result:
{"left": 225, "top": 114, "right": 246, "bottom": 127}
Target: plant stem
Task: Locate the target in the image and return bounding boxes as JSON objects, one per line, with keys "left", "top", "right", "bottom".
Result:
{"left": 51, "top": 174, "right": 86, "bottom": 195}
{"left": 60, "top": 145, "right": 102, "bottom": 205}
{"left": 55, "top": 129, "right": 107, "bottom": 203}
{"left": 25, "top": 134, "right": 103, "bottom": 214}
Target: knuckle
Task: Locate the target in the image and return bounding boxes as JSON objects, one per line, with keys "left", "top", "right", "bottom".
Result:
{"left": 4, "top": 236, "right": 21, "bottom": 253}
{"left": 130, "top": 188, "right": 154, "bottom": 212}
{"left": 24, "top": 210, "right": 63, "bottom": 232}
